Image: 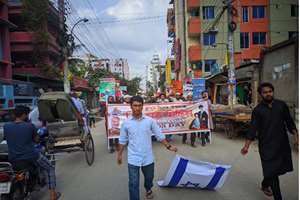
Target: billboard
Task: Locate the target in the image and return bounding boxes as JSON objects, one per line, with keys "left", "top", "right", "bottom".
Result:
{"left": 192, "top": 79, "right": 206, "bottom": 101}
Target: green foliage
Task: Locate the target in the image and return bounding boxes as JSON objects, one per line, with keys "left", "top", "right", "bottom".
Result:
{"left": 146, "top": 81, "right": 155, "bottom": 97}
{"left": 86, "top": 68, "right": 114, "bottom": 87}
{"left": 21, "top": 0, "right": 67, "bottom": 79}
{"left": 86, "top": 67, "right": 141, "bottom": 95}
{"left": 69, "top": 58, "right": 88, "bottom": 79}
{"left": 126, "top": 77, "right": 142, "bottom": 96}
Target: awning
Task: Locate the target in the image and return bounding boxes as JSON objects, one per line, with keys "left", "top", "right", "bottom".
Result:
{"left": 206, "top": 71, "right": 228, "bottom": 84}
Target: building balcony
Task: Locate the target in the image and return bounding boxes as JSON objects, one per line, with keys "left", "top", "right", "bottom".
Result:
{"left": 13, "top": 66, "right": 46, "bottom": 78}
{"left": 10, "top": 32, "right": 60, "bottom": 55}
{"left": 188, "top": 17, "right": 201, "bottom": 36}
{"left": 188, "top": 45, "right": 201, "bottom": 62}
{"left": 187, "top": 0, "right": 200, "bottom": 11}
{"left": 168, "top": 24, "right": 175, "bottom": 37}
{"left": 8, "top": 0, "right": 59, "bottom": 18}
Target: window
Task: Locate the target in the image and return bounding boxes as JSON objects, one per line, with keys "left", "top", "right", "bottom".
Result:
{"left": 242, "top": 7, "right": 249, "bottom": 22}
{"left": 203, "top": 6, "right": 215, "bottom": 19}
{"left": 291, "top": 4, "right": 299, "bottom": 17}
{"left": 191, "top": 10, "right": 200, "bottom": 17}
{"left": 240, "top": 32, "right": 249, "bottom": 48}
{"left": 253, "top": 6, "right": 265, "bottom": 18}
{"left": 204, "top": 60, "right": 216, "bottom": 73}
{"left": 252, "top": 32, "right": 266, "bottom": 44}
{"left": 191, "top": 61, "right": 202, "bottom": 70}
{"left": 289, "top": 31, "right": 298, "bottom": 39}
{"left": 203, "top": 33, "right": 216, "bottom": 46}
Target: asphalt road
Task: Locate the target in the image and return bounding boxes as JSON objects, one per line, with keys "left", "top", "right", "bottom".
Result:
{"left": 36, "top": 120, "right": 298, "bottom": 200}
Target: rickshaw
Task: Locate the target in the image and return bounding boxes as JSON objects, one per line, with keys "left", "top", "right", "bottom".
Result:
{"left": 38, "top": 92, "right": 95, "bottom": 166}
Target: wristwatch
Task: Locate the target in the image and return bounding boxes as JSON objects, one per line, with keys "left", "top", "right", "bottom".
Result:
{"left": 166, "top": 144, "right": 172, "bottom": 150}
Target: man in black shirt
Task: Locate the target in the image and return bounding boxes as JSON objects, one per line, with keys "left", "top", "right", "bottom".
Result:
{"left": 241, "top": 83, "right": 298, "bottom": 200}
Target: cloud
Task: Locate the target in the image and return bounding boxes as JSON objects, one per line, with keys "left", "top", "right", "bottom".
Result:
{"left": 72, "top": 0, "right": 170, "bottom": 90}
{"left": 77, "top": 8, "right": 98, "bottom": 20}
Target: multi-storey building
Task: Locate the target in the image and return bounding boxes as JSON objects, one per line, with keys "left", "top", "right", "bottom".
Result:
{"left": 0, "top": 0, "right": 14, "bottom": 81}
{"left": 7, "top": 0, "right": 64, "bottom": 90}
{"left": 169, "top": 0, "right": 298, "bottom": 80}
{"left": 93, "top": 58, "right": 130, "bottom": 80}
{"left": 146, "top": 54, "right": 162, "bottom": 91}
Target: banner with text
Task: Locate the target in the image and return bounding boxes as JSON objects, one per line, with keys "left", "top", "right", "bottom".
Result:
{"left": 107, "top": 101, "right": 211, "bottom": 139}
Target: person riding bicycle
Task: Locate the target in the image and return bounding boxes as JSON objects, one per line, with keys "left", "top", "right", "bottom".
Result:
{"left": 3, "top": 105, "right": 61, "bottom": 200}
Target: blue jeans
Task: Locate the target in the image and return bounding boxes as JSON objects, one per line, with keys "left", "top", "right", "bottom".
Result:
{"left": 128, "top": 163, "right": 154, "bottom": 200}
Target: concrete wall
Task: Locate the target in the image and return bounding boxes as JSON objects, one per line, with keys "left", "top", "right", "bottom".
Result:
{"left": 261, "top": 41, "right": 298, "bottom": 116}
{"left": 270, "top": 0, "right": 299, "bottom": 45}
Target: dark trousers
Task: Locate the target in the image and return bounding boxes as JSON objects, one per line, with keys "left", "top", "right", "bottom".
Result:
{"left": 182, "top": 133, "right": 196, "bottom": 144}
{"left": 109, "top": 138, "right": 119, "bottom": 150}
{"left": 197, "top": 132, "right": 210, "bottom": 144}
{"left": 262, "top": 176, "right": 282, "bottom": 200}
{"left": 128, "top": 163, "right": 154, "bottom": 200}
{"left": 89, "top": 117, "right": 96, "bottom": 127}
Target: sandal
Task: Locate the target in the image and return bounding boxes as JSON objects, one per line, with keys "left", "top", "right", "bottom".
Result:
{"left": 56, "top": 192, "right": 62, "bottom": 200}
{"left": 261, "top": 187, "right": 273, "bottom": 197}
{"left": 145, "top": 190, "right": 154, "bottom": 199}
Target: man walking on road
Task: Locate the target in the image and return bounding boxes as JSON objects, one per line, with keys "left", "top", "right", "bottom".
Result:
{"left": 117, "top": 96, "right": 177, "bottom": 200}
{"left": 241, "top": 82, "right": 298, "bottom": 200}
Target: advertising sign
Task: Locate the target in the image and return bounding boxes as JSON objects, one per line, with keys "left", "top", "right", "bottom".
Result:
{"left": 106, "top": 101, "right": 211, "bottom": 139}
{"left": 192, "top": 79, "right": 206, "bottom": 101}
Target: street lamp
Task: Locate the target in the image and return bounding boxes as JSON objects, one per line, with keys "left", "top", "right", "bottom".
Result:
{"left": 63, "top": 18, "right": 89, "bottom": 93}
{"left": 70, "top": 18, "right": 89, "bottom": 36}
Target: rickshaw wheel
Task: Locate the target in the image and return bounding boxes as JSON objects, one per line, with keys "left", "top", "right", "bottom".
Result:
{"left": 84, "top": 133, "right": 95, "bottom": 166}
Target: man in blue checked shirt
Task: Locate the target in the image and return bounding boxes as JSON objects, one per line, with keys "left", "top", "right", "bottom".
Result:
{"left": 117, "top": 96, "right": 177, "bottom": 200}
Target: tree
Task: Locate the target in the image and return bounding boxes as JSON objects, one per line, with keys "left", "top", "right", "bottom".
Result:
{"left": 68, "top": 58, "right": 87, "bottom": 79}
{"left": 86, "top": 68, "right": 114, "bottom": 87}
{"left": 126, "top": 77, "right": 141, "bottom": 95}
{"left": 146, "top": 81, "right": 155, "bottom": 97}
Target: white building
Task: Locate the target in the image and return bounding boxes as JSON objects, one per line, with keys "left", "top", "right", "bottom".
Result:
{"left": 146, "top": 54, "right": 164, "bottom": 91}
{"left": 93, "top": 58, "right": 130, "bottom": 80}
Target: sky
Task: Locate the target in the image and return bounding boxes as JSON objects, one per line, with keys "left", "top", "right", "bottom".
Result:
{"left": 67, "top": 0, "right": 171, "bottom": 89}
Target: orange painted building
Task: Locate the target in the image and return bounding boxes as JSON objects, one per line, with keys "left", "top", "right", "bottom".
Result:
{"left": 234, "top": 0, "right": 270, "bottom": 67}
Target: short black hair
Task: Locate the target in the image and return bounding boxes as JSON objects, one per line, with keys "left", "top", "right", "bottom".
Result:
{"left": 159, "top": 93, "right": 166, "bottom": 97}
{"left": 258, "top": 82, "right": 274, "bottom": 94}
{"left": 130, "top": 96, "right": 144, "bottom": 105}
{"left": 14, "top": 105, "right": 30, "bottom": 118}
{"left": 201, "top": 90, "right": 208, "bottom": 95}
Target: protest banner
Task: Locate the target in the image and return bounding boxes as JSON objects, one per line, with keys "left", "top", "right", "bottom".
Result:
{"left": 183, "top": 83, "right": 193, "bottom": 97}
{"left": 106, "top": 101, "right": 211, "bottom": 139}
{"left": 99, "top": 78, "right": 116, "bottom": 102}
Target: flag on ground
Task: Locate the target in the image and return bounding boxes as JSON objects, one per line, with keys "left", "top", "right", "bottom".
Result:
{"left": 157, "top": 155, "right": 231, "bottom": 189}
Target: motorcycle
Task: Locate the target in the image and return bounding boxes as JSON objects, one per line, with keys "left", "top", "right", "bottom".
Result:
{"left": 0, "top": 127, "right": 54, "bottom": 200}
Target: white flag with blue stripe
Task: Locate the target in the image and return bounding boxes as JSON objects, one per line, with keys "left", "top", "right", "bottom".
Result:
{"left": 158, "top": 155, "right": 231, "bottom": 189}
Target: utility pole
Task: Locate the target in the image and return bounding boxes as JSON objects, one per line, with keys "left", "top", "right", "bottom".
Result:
{"left": 226, "top": 0, "right": 236, "bottom": 107}
{"left": 59, "top": 0, "right": 70, "bottom": 93}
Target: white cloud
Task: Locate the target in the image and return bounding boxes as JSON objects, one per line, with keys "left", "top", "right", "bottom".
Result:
{"left": 73, "top": 0, "right": 170, "bottom": 90}
{"left": 106, "top": 0, "right": 145, "bottom": 19}
{"left": 77, "top": 8, "right": 98, "bottom": 20}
